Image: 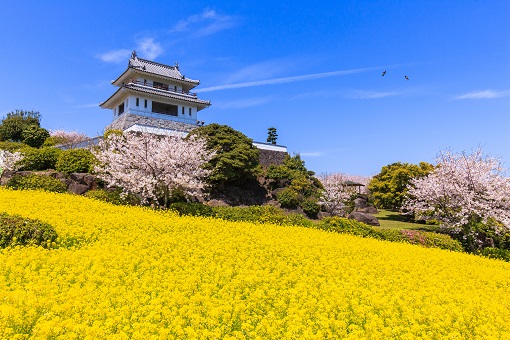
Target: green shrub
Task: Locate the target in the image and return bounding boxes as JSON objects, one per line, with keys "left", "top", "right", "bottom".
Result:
{"left": 56, "top": 149, "right": 96, "bottom": 174}
{"left": 317, "top": 217, "right": 381, "bottom": 238}
{"left": 280, "top": 213, "right": 314, "bottom": 228}
{"left": 21, "top": 125, "right": 50, "bottom": 148}
{"left": 0, "top": 141, "right": 25, "bottom": 152}
{"left": 19, "top": 147, "right": 62, "bottom": 170}
{"left": 301, "top": 199, "right": 320, "bottom": 217}
{"left": 277, "top": 188, "right": 299, "bottom": 209}
{"left": 477, "top": 247, "right": 510, "bottom": 262}
{"left": 376, "top": 229, "right": 462, "bottom": 251}
{"left": 317, "top": 217, "right": 462, "bottom": 252}
{"left": 0, "top": 212, "right": 58, "bottom": 248}
{"left": 169, "top": 203, "right": 314, "bottom": 228}
{"left": 6, "top": 174, "right": 67, "bottom": 193}
{"left": 169, "top": 202, "right": 215, "bottom": 217}
{"left": 85, "top": 188, "right": 140, "bottom": 206}
{"left": 213, "top": 205, "right": 314, "bottom": 227}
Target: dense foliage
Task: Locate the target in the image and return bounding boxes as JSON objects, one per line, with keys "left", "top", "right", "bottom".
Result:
{"left": 1, "top": 189, "right": 509, "bottom": 338}
{"left": 0, "top": 212, "right": 57, "bottom": 248}
{"left": 318, "top": 217, "right": 463, "bottom": 252}
{"left": 6, "top": 174, "right": 67, "bottom": 193}
{"left": 266, "top": 127, "right": 278, "bottom": 144}
{"left": 404, "top": 148, "right": 510, "bottom": 252}
{"left": 20, "top": 124, "right": 50, "bottom": 148}
{"left": 369, "top": 161, "right": 434, "bottom": 210}
{"left": 0, "top": 110, "right": 43, "bottom": 142}
{"left": 188, "top": 124, "right": 260, "bottom": 189}
{"left": 266, "top": 154, "right": 322, "bottom": 211}
{"left": 18, "top": 147, "right": 62, "bottom": 171}
{"left": 55, "top": 148, "right": 96, "bottom": 174}
{"left": 169, "top": 203, "right": 314, "bottom": 228}
{"left": 84, "top": 188, "right": 141, "bottom": 206}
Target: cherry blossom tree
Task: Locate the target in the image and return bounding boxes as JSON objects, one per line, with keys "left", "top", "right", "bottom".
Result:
{"left": 49, "top": 130, "right": 90, "bottom": 149}
{"left": 319, "top": 173, "right": 372, "bottom": 215}
{"left": 404, "top": 148, "right": 510, "bottom": 251}
{"left": 92, "top": 132, "right": 214, "bottom": 207}
{"left": 0, "top": 149, "right": 24, "bottom": 181}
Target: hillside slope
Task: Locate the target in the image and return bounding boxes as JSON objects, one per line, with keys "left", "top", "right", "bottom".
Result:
{"left": 1, "top": 189, "right": 509, "bottom": 338}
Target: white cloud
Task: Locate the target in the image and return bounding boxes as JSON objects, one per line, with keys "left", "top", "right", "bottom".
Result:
{"left": 455, "top": 89, "right": 510, "bottom": 99}
{"left": 171, "top": 9, "right": 237, "bottom": 37}
{"left": 214, "top": 97, "right": 272, "bottom": 109}
{"left": 196, "top": 66, "right": 378, "bottom": 93}
{"left": 97, "top": 49, "right": 131, "bottom": 63}
{"left": 136, "top": 37, "right": 163, "bottom": 60}
{"left": 97, "top": 38, "right": 162, "bottom": 63}
{"left": 224, "top": 58, "right": 303, "bottom": 84}
{"left": 348, "top": 90, "right": 399, "bottom": 99}
{"left": 299, "top": 152, "right": 324, "bottom": 157}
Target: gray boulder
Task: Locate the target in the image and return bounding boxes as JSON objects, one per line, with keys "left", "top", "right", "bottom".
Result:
{"left": 207, "top": 199, "right": 230, "bottom": 207}
{"left": 68, "top": 182, "right": 89, "bottom": 195}
{"left": 354, "top": 197, "right": 368, "bottom": 209}
{"left": 70, "top": 173, "right": 87, "bottom": 183}
{"left": 358, "top": 206, "right": 379, "bottom": 214}
{"left": 348, "top": 211, "right": 380, "bottom": 226}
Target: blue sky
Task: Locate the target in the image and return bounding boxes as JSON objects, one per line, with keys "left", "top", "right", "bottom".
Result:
{"left": 1, "top": 0, "right": 509, "bottom": 176}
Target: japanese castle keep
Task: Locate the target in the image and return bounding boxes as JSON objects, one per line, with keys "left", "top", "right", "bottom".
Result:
{"left": 100, "top": 51, "right": 210, "bottom": 135}
{"left": 100, "top": 51, "right": 287, "bottom": 166}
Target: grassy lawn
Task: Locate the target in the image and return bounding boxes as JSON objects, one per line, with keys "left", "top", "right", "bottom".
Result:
{"left": 374, "top": 209, "right": 438, "bottom": 231}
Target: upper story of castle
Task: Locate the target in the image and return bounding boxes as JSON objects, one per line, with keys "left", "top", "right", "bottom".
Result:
{"left": 100, "top": 51, "right": 211, "bottom": 134}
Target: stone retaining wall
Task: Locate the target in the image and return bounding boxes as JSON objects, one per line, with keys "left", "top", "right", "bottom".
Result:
{"left": 0, "top": 171, "right": 99, "bottom": 195}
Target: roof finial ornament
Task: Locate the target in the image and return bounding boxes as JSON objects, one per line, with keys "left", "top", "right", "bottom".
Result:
{"left": 131, "top": 50, "right": 137, "bottom": 60}
{"left": 175, "top": 62, "right": 179, "bottom": 70}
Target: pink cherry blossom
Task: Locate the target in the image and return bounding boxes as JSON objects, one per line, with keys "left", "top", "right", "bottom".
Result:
{"left": 92, "top": 132, "right": 215, "bottom": 207}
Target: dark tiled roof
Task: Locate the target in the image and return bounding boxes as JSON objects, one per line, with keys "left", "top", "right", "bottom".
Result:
{"left": 129, "top": 57, "right": 200, "bottom": 85}
{"left": 100, "top": 84, "right": 211, "bottom": 108}
{"left": 124, "top": 83, "right": 211, "bottom": 106}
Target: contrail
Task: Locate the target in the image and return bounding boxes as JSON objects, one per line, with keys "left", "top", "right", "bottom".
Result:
{"left": 196, "top": 66, "right": 384, "bottom": 93}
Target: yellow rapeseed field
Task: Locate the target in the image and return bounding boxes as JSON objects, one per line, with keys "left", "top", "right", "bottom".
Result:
{"left": 0, "top": 188, "right": 509, "bottom": 339}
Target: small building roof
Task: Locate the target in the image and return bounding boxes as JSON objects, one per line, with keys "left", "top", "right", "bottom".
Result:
{"left": 344, "top": 180, "right": 365, "bottom": 187}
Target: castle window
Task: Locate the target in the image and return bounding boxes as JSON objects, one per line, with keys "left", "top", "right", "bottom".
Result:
{"left": 143, "top": 79, "right": 147, "bottom": 85}
{"left": 144, "top": 99, "right": 147, "bottom": 108}
{"left": 189, "top": 108, "right": 192, "bottom": 116}
{"left": 136, "top": 98, "right": 139, "bottom": 106}
{"left": 182, "top": 106, "right": 185, "bottom": 115}
{"left": 153, "top": 81, "right": 168, "bottom": 90}
{"left": 152, "top": 101, "right": 178, "bottom": 116}
{"left": 118, "top": 103, "right": 124, "bottom": 114}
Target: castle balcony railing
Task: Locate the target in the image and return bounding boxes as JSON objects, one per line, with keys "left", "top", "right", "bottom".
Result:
{"left": 122, "top": 109, "right": 202, "bottom": 125}
{"left": 127, "top": 80, "right": 198, "bottom": 97}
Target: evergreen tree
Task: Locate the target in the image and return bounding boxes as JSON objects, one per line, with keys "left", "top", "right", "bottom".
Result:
{"left": 0, "top": 110, "right": 42, "bottom": 142}
{"left": 267, "top": 127, "right": 278, "bottom": 145}
{"left": 188, "top": 124, "right": 260, "bottom": 189}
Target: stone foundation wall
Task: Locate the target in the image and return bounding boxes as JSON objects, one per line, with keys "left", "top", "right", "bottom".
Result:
{"left": 258, "top": 149, "right": 287, "bottom": 167}
{"left": 106, "top": 113, "right": 197, "bottom": 134}
{"left": 1, "top": 171, "right": 99, "bottom": 195}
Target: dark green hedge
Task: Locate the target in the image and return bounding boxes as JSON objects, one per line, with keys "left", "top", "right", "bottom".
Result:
{"left": 6, "top": 174, "right": 67, "bottom": 193}
{"left": 317, "top": 217, "right": 463, "bottom": 252}
{"left": 169, "top": 203, "right": 314, "bottom": 228}
{"left": 0, "top": 212, "right": 58, "bottom": 248}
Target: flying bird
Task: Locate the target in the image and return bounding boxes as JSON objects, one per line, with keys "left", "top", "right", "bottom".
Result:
{"left": 382, "top": 70, "right": 386, "bottom": 76}
{"left": 405, "top": 75, "right": 409, "bottom": 80}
